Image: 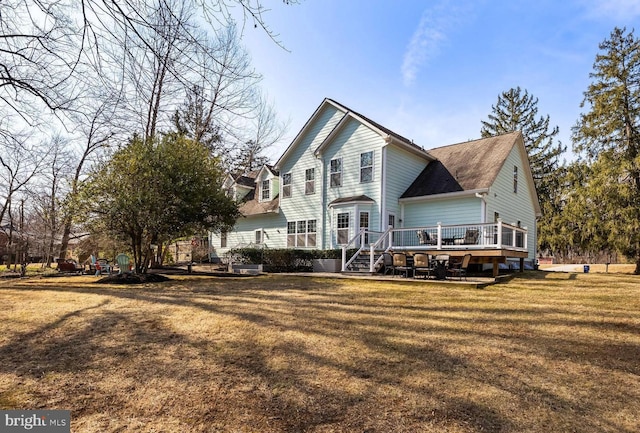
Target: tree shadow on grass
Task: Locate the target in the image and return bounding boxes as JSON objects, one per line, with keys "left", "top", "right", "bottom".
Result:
{"left": 1, "top": 276, "right": 639, "bottom": 432}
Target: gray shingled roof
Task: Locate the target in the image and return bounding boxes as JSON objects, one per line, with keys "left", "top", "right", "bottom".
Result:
{"left": 328, "top": 195, "right": 374, "bottom": 206}
{"left": 402, "top": 132, "right": 520, "bottom": 198}
{"left": 326, "top": 98, "right": 428, "bottom": 154}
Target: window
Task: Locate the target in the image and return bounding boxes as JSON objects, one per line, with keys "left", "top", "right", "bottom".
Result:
{"left": 305, "top": 168, "right": 315, "bottom": 195}
{"left": 330, "top": 158, "right": 342, "bottom": 188}
{"left": 360, "top": 151, "right": 373, "bottom": 183}
{"left": 282, "top": 173, "right": 292, "bottom": 198}
{"left": 513, "top": 166, "right": 518, "bottom": 193}
{"left": 337, "top": 212, "right": 349, "bottom": 244}
{"left": 307, "top": 219, "right": 317, "bottom": 247}
{"left": 287, "top": 219, "right": 316, "bottom": 247}
{"left": 287, "top": 222, "right": 296, "bottom": 247}
{"left": 221, "top": 231, "right": 227, "bottom": 248}
{"left": 359, "top": 211, "right": 369, "bottom": 244}
{"left": 297, "top": 221, "right": 307, "bottom": 246}
{"left": 255, "top": 229, "right": 263, "bottom": 244}
{"left": 261, "top": 180, "right": 270, "bottom": 201}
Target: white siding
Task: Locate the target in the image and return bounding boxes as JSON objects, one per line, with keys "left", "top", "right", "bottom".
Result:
{"left": 485, "top": 145, "right": 537, "bottom": 259}
{"left": 279, "top": 105, "right": 345, "bottom": 249}
{"left": 322, "top": 119, "right": 385, "bottom": 244}
{"left": 403, "top": 196, "right": 481, "bottom": 227}
{"left": 209, "top": 213, "right": 286, "bottom": 259}
{"left": 384, "top": 145, "right": 430, "bottom": 229}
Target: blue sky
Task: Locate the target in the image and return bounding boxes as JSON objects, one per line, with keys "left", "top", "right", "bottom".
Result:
{"left": 238, "top": 0, "right": 640, "bottom": 162}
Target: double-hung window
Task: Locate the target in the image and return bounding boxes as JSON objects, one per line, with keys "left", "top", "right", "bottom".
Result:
{"left": 261, "top": 180, "right": 270, "bottom": 201}
{"left": 305, "top": 168, "right": 315, "bottom": 195}
{"left": 282, "top": 173, "right": 292, "bottom": 198}
{"left": 360, "top": 151, "right": 373, "bottom": 183}
{"left": 330, "top": 158, "right": 342, "bottom": 188}
{"left": 287, "top": 220, "right": 316, "bottom": 247}
{"left": 337, "top": 212, "right": 349, "bottom": 244}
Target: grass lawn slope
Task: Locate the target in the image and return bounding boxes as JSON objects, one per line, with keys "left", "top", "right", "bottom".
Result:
{"left": 0, "top": 272, "right": 638, "bottom": 432}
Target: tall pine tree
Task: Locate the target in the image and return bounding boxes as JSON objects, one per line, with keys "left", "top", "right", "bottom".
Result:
{"left": 481, "top": 87, "right": 565, "bottom": 203}
{"left": 572, "top": 27, "right": 640, "bottom": 273}
{"left": 481, "top": 87, "right": 565, "bottom": 254}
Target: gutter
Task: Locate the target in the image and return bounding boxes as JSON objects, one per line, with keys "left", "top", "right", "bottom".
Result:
{"left": 398, "top": 188, "right": 490, "bottom": 203}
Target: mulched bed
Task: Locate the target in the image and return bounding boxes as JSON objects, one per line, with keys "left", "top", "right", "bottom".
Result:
{"left": 96, "top": 273, "right": 171, "bottom": 284}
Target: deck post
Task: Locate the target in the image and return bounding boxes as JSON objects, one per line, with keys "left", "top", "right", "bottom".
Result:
{"left": 492, "top": 258, "right": 499, "bottom": 277}
{"left": 496, "top": 219, "right": 502, "bottom": 249}
{"left": 341, "top": 246, "right": 346, "bottom": 272}
{"left": 437, "top": 222, "right": 442, "bottom": 250}
{"left": 370, "top": 244, "right": 375, "bottom": 273}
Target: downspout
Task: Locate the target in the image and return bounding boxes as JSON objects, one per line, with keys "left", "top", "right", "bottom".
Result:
{"left": 380, "top": 146, "right": 387, "bottom": 231}
{"left": 476, "top": 192, "right": 488, "bottom": 223}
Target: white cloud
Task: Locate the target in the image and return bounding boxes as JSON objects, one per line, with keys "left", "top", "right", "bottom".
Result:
{"left": 579, "top": 0, "right": 640, "bottom": 20}
{"left": 401, "top": 1, "right": 472, "bottom": 87}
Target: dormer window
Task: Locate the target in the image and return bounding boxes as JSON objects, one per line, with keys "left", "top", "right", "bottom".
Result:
{"left": 261, "top": 179, "right": 270, "bottom": 200}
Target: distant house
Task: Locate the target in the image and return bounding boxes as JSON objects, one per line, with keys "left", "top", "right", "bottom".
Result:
{"left": 210, "top": 98, "right": 540, "bottom": 274}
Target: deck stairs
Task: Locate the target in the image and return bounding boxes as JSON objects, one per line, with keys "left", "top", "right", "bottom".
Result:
{"left": 344, "top": 250, "right": 384, "bottom": 274}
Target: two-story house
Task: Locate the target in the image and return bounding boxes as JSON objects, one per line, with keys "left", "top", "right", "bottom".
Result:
{"left": 211, "top": 98, "right": 541, "bottom": 274}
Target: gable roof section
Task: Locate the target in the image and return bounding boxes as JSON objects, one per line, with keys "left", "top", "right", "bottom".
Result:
{"left": 401, "top": 131, "right": 521, "bottom": 198}
{"left": 231, "top": 165, "right": 280, "bottom": 216}
{"left": 315, "top": 99, "right": 434, "bottom": 160}
{"left": 275, "top": 98, "right": 434, "bottom": 169}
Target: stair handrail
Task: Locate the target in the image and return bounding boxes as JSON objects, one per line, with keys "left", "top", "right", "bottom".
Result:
{"left": 369, "top": 226, "right": 394, "bottom": 272}
{"left": 341, "top": 228, "right": 366, "bottom": 272}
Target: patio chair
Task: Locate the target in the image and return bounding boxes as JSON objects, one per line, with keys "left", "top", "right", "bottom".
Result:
{"left": 454, "top": 229, "right": 480, "bottom": 245}
{"left": 380, "top": 252, "right": 394, "bottom": 275}
{"left": 447, "top": 253, "right": 472, "bottom": 280}
{"left": 413, "top": 253, "right": 433, "bottom": 279}
{"left": 392, "top": 252, "right": 411, "bottom": 277}
{"left": 432, "top": 254, "right": 450, "bottom": 280}
{"left": 116, "top": 253, "right": 132, "bottom": 274}
{"left": 95, "top": 259, "right": 111, "bottom": 276}
{"left": 416, "top": 230, "right": 436, "bottom": 245}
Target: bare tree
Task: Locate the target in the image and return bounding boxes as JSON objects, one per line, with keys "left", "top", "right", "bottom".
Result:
{"left": 0, "top": 126, "right": 48, "bottom": 227}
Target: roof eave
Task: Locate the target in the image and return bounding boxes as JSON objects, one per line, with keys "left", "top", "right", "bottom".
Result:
{"left": 399, "top": 188, "right": 490, "bottom": 203}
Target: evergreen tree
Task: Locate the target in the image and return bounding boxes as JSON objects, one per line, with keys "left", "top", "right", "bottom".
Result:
{"left": 481, "top": 87, "right": 565, "bottom": 203}
{"left": 481, "top": 87, "right": 566, "bottom": 254}
{"left": 572, "top": 27, "right": 640, "bottom": 273}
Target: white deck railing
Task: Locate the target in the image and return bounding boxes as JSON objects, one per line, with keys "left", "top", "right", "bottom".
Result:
{"left": 342, "top": 221, "right": 528, "bottom": 273}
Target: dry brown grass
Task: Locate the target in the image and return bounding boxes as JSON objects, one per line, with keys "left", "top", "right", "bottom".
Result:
{"left": 0, "top": 272, "right": 639, "bottom": 432}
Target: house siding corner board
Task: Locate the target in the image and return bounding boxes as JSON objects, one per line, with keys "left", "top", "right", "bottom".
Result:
{"left": 485, "top": 145, "right": 537, "bottom": 259}
{"left": 384, "top": 145, "right": 429, "bottom": 228}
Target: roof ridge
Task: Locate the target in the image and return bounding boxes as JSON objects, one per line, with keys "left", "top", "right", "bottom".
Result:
{"left": 428, "top": 131, "right": 521, "bottom": 152}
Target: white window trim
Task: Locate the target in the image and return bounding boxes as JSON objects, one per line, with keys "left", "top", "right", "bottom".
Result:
{"left": 254, "top": 229, "right": 264, "bottom": 244}
{"left": 286, "top": 219, "right": 317, "bottom": 248}
{"left": 282, "top": 172, "right": 292, "bottom": 199}
{"left": 330, "top": 157, "right": 342, "bottom": 188}
{"left": 305, "top": 168, "right": 315, "bottom": 195}
{"left": 360, "top": 151, "right": 374, "bottom": 183}
{"left": 260, "top": 179, "right": 271, "bottom": 202}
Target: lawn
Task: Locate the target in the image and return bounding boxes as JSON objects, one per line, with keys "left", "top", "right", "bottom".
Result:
{"left": 0, "top": 272, "right": 639, "bottom": 432}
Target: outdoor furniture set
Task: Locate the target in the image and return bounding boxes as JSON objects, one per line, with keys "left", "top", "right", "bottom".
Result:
{"left": 382, "top": 251, "right": 472, "bottom": 280}
{"left": 57, "top": 254, "right": 133, "bottom": 276}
